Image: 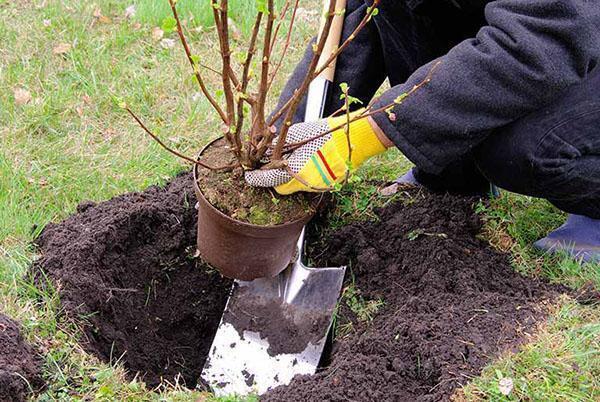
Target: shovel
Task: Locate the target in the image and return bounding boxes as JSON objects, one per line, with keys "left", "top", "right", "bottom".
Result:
{"left": 200, "top": 0, "right": 347, "bottom": 396}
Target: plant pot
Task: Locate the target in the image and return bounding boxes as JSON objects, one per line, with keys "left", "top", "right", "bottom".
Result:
{"left": 193, "top": 139, "right": 314, "bottom": 281}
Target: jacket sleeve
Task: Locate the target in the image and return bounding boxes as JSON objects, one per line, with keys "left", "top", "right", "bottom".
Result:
{"left": 371, "top": 0, "right": 600, "bottom": 174}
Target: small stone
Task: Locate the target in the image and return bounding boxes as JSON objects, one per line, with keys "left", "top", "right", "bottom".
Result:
{"left": 13, "top": 88, "right": 32, "bottom": 106}
{"left": 125, "top": 5, "right": 136, "bottom": 19}
{"left": 93, "top": 8, "right": 111, "bottom": 24}
{"left": 498, "top": 377, "right": 514, "bottom": 396}
{"left": 379, "top": 183, "right": 399, "bottom": 196}
{"left": 152, "top": 27, "right": 164, "bottom": 41}
{"left": 52, "top": 42, "right": 72, "bottom": 55}
{"left": 160, "top": 38, "right": 176, "bottom": 49}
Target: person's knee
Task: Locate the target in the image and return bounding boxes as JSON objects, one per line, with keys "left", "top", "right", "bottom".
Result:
{"left": 474, "top": 127, "right": 540, "bottom": 195}
{"left": 475, "top": 101, "right": 600, "bottom": 201}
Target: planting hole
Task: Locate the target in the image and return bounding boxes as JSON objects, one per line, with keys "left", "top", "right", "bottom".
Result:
{"left": 33, "top": 173, "right": 231, "bottom": 388}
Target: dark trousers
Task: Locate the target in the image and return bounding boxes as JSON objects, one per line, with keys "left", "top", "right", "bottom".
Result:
{"left": 275, "top": 0, "right": 600, "bottom": 218}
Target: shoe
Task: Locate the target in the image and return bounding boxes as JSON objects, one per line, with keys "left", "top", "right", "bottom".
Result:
{"left": 534, "top": 214, "right": 600, "bottom": 263}
{"left": 395, "top": 167, "right": 500, "bottom": 197}
{"left": 395, "top": 168, "right": 420, "bottom": 186}
{"left": 379, "top": 168, "right": 421, "bottom": 196}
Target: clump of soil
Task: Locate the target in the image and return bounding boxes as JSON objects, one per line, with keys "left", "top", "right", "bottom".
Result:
{"left": 263, "top": 189, "right": 563, "bottom": 401}
{"left": 0, "top": 313, "right": 44, "bottom": 402}
{"left": 33, "top": 173, "right": 232, "bottom": 388}
{"left": 196, "top": 138, "right": 318, "bottom": 225}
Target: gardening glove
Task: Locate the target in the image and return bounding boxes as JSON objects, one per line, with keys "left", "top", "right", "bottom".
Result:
{"left": 245, "top": 110, "right": 387, "bottom": 195}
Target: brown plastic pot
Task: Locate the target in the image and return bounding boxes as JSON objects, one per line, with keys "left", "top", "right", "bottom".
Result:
{"left": 193, "top": 139, "right": 314, "bottom": 281}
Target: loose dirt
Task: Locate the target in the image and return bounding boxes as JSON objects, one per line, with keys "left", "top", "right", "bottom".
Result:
{"left": 0, "top": 313, "right": 44, "bottom": 402}
{"left": 33, "top": 174, "right": 565, "bottom": 399}
{"left": 33, "top": 173, "right": 232, "bottom": 388}
{"left": 223, "top": 284, "right": 331, "bottom": 356}
{"left": 263, "top": 188, "right": 563, "bottom": 401}
{"left": 196, "top": 138, "right": 319, "bottom": 225}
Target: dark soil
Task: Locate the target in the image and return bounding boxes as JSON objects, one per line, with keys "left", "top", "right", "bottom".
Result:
{"left": 32, "top": 173, "right": 567, "bottom": 399}
{"left": 33, "top": 173, "right": 232, "bottom": 388}
{"left": 223, "top": 284, "right": 331, "bottom": 356}
{"left": 263, "top": 188, "right": 564, "bottom": 401}
{"left": 196, "top": 138, "right": 318, "bottom": 225}
{"left": 0, "top": 313, "right": 44, "bottom": 402}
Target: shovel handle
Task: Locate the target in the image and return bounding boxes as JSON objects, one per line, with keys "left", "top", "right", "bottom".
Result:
{"left": 304, "top": 0, "right": 347, "bottom": 121}
{"left": 315, "top": 0, "right": 347, "bottom": 82}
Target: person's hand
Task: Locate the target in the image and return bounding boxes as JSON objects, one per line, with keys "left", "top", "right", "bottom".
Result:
{"left": 245, "top": 110, "right": 389, "bottom": 194}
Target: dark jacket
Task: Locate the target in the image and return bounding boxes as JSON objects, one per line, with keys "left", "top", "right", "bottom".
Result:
{"left": 371, "top": 0, "right": 600, "bottom": 174}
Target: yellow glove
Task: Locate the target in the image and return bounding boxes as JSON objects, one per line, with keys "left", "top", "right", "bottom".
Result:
{"left": 245, "top": 109, "right": 387, "bottom": 194}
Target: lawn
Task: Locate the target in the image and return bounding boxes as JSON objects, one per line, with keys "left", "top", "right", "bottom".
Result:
{"left": 0, "top": 0, "right": 598, "bottom": 400}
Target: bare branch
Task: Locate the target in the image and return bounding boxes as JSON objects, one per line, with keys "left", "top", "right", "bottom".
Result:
{"left": 126, "top": 108, "right": 238, "bottom": 171}
{"left": 168, "top": 0, "right": 228, "bottom": 124}
{"left": 211, "top": 0, "right": 238, "bottom": 151}
{"left": 279, "top": 61, "right": 441, "bottom": 153}
{"left": 312, "top": 0, "right": 380, "bottom": 79}
{"left": 268, "top": 0, "right": 381, "bottom": 130}
{"left": 342, "top": 85, "right": 352, "bottom": 173}
{"left": 235, "top": 12, "right": 263, "bottom": 165}
{"left": 267, "top": 0, "right": 300, "bottom": 92}
{"left": 269, "top": 0, "right": 338, "bottom": 161}
{"left": 250, "top": 0, "right": 276, "bottom": 158}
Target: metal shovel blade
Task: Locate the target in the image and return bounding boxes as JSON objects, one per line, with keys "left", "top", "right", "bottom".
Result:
{"left": 200, "top": 230, "right": 346, "bottom": 396}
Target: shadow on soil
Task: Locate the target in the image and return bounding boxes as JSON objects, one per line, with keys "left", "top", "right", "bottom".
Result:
{"left": 32, "top": 173, "right": 565, "bottom": 399}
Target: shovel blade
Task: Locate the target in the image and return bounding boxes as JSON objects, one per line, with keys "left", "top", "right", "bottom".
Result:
{"left": 200, "top": 231, "right": 345, "bottom": 396}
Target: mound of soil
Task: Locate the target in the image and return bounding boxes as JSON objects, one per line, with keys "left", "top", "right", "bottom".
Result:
{"left": 33, "top": 173, "right": 232, "bottom": 387}
{"left": 264, "top": 189, "right": 563, "bottom": 401}
{"left": 0, "top": 314, "right": 44, "bottom": 402}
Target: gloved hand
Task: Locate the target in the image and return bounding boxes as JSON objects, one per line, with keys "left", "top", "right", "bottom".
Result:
{"left": 245, "top": 110, "right": 388, "bottom": 194}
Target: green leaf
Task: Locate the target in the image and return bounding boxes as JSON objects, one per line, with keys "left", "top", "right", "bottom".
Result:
{"left": 256, "top": 0, "right": 268, "bottom": 14}
{"left": 394, "top": 93, "right": 408, "bottom": 104}
{"left": 407, "top": 229, "right": 423, "bottom": 241}
{"left": 347, "top": 95, "right": 363, "bottom": 105}
{"left": 161, "top": 16, "right": 177, "bottom": 33}
{"left": 190, "top": 55, "right": 200, "bottom": 65}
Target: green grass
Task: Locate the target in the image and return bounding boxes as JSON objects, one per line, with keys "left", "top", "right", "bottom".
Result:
{"left": 461, "top": 297, "right": 599, "bottom": 401}
{"left": 134, "top": 0, "right": 265, "bottom": 33}
{"left": 477, "top": 194, "right": 600, "bottom": 290}
{"left": 0, "top": 0, "right": 598, "bottom": 400}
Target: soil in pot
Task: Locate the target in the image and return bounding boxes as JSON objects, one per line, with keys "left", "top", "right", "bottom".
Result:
{"left": 196, "top": 137, "right": 319, "bottom": 226}
{"left": 33, "top": 173, "right": 232, "bottom": 388}
{"left": 0, "top": 313, "right": 44, "bottom": 402}
{"left": 262, "top": 188, "right": 565, "bottom": 401}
